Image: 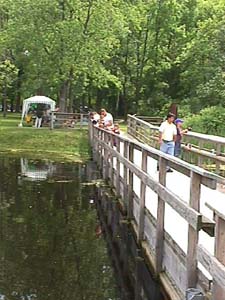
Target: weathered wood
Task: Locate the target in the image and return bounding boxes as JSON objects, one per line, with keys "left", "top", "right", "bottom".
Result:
{"left": 198, "top": 140, "right": 203, "bottom": 166}
{"left": 201, "top": 215, "right": 215, "bottom": 237}
{"left": 197, "top": 245, "right": 225, "bottom": 294}
{"left": 89, "top": 123, "right": 225, "bottom": 299}
{"left": 127, "top": 114, "right": 225, "bottom": 175}
{"left": 99, "top": 138, "right": 202, "bottom": 230}
{"left": 128, "top": 142, "right": 134, "bottom": 219}
{"left": 138, "top": 150, "right": 148, "bottom": 242}
{"left": 116, "top": 136, "right": 121, "bottom": 196}
{"left": 216, "top": 144, "right": 221, "bottom": 174}
{"left": 213, "top": 215, "right": 225, "bottom": 300}
{"left": 156, "top": 157, "right": 167, "bottom": 275}
{"left": 187, "top": 171, "right": 201, "bottom": 288}
{"left": 123, "top": 141, "right": 128, "bottom": 207}
{"left": 110, "top": 134, "right": 114, "bottom": 183}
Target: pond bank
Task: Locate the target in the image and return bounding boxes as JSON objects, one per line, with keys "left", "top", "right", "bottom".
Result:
{"left": 0, "top": 114, "right": 90, "bottom": 162}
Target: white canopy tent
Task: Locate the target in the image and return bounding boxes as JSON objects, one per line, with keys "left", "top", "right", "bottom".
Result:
{"left": 19, "top": 95, "right": 56, "bottom": 126}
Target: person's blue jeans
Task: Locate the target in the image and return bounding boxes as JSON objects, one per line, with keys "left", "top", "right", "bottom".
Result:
{"left": 174, "top": 142, "right": 181, "bottom": 157}
{"left": 160, "top": 140, "right": 175, "bottom": 156}
{"left": 158, "top": 140, "right": 175, "bottom": 171}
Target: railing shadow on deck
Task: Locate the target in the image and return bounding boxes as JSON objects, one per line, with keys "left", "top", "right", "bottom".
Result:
{"left": 89, "top": 121, "right": 225, "bottom": 300}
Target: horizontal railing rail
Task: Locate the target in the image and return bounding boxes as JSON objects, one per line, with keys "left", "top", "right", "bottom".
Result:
{"left": 127, "top": 114, "right": 225, "bottom": 175}
{"left": 50, "top": 112, "right": 89, "bottom": 129}
{"left": 89, "top": 121, "right": 225, "bottom": 300}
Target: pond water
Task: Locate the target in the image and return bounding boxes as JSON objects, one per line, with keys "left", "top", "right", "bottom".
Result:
{"left": 0, "top": 157, "right": 119, "bottom": 300}
{"left": 0, "top": 157, "right": 165, "bottom": 300}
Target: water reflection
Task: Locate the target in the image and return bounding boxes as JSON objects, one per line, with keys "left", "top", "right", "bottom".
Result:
{"left": 20, "top": 158, "right": 56, "bottom": 181}
{"left": 96, "top": 188, "right": 166, "bottom": 300}
{"left": 0, "top": 157, "right": 119, "bottom": 300}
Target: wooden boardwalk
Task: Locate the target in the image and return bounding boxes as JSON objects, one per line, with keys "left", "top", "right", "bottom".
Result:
{"left": 127, "top": 114, "right": 225, "bottom": 176}
{"left": 89, "top": 121, "right": 225, "bottom": 300}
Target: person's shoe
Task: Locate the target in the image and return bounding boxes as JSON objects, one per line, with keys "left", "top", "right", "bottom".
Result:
{"left": 166, "top": 168, "right": 173, "bottom": 173}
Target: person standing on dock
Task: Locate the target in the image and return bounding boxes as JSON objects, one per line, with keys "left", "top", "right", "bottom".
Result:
{"left": 158, "top": 113, "right": 177, "bottom": 172}
{"left": 174, "top": 118, "right": 188, "bottom": 157}
{"left": 100, "top": 108, "right": 113, "bottom": 129}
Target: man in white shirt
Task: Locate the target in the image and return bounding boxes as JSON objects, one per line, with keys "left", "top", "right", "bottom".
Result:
{"left": 100, "top": 108, "right": 113, "bottom": 128}
{"left": 158, "top": 112, "right": 177, "bottom": 171}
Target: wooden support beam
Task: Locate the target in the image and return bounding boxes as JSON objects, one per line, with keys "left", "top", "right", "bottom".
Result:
{"left": 156, "top": 157, "right": 167, "bottom": 275}
{"left": 128, "top": 143, "right": 134, "bottom": 220}
{"left": 116, "top": 136, "right": 121, "bottom": 196}
{"left": 213, "top": 215, "right": 225, "bottom": 299}
{"left": 123, "top": 141, "right": 128, "bottom": 209}
{"left": 138, "top": 149, "right": 148, "bottom": 242}
{"left": 187, "top": 171, "right": 201, "bottom": 288}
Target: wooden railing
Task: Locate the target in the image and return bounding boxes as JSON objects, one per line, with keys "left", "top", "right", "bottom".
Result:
{"left": 127, "top": 114, "right": 225, "bottom": 176}
{"left": 50, "top": 112, "right": 89, "bottom": 129}
{"left": 89, "top": 121, "right": 225, "bottom": 300}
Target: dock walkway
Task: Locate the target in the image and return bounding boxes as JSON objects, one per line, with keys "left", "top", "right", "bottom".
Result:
{"left": 89, "top": 120, "right": 225, "bottom": 300}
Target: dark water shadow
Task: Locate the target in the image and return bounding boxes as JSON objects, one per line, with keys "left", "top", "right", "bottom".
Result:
{"left": 95, "top": 187, "right": 167, "bottom": 300}
{"left": 0, "top": 156, "right": 166, "bottom": 300}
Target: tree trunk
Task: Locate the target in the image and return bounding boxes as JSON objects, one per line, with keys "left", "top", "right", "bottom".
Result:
{"left": 59, "top": 80, "right": 69, "bottom": 112}
{"left": 15, "top": 68, "right": 23, "bottom": 112}
{"left": 3, "top": 86, "right": 7, "bottom": 117}
{"left": 96, "top": 89, "right": 102, "bottom": 112}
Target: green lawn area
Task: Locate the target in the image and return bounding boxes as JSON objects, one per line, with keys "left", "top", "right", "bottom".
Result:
{"left": 0, "top": 113, "right": 90, "bottom": 162}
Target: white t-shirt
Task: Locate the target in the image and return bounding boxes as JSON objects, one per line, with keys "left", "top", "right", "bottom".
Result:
{"left": 103, "top": 113, "right": 113, "bottom": 126}
{"left": 159, "top": 120, "right": 177, "bottom": 141}
{"left": 93, "top": 113, "right": 100, "bottom": 122}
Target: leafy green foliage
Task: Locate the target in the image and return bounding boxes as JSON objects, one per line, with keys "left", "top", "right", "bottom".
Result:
{"left": 0, "top": 0, "right": 224, "bottom": 120}
{"left": 185, "top": 106, "right": 225, "bottom": 135}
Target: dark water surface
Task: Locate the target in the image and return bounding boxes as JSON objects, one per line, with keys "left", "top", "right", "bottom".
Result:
{"left": 0, "top": 157, "right": 119, "bottom": 300}
{"left": 0, "top": 157, "right": 165, "bottom": 300}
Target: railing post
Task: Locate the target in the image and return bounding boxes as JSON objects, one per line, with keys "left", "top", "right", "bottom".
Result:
{"left": 80, "top": 113, "right": 83, "bottom": 129}
{"left": 215, "top": 144, "right": 221, "bottom": 174}
{"left": 110, "top": 134, "right": 114, "bottom": 184}
{"left": 103, "top": 131, "right": 110, "bottom": 180}
{"left": 50, "top": 111, "right": 54, "bottom": 130}
{"left": 123, "top": 141, "right": 128, "bottom": 209}
{"left": 197, "top": 140, "right": 203, "bottom": 167}
{"left": 116, "top": 135, "right": 121, "bottom": 196}
{"left": 138, "top": 149, "right": 148, "bottom": 242}
{"left": 187, "top": 171, "right": 201, "bottom": 288}
{"left": 128, "top": 143, "right": 134, "bottom": 220}
{"left": 213, "top": 214, "right": 225, "bottom": 299}
{"left": 155, "top": 156, "right": 167, "bottom": 275}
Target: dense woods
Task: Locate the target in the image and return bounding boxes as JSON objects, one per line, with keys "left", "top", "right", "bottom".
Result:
{"left": 0, "top": 0, "right": 225, "bottom": 120}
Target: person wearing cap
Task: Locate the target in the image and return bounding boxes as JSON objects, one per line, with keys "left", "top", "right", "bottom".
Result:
{"left": 158, "top": 113, "right": 177, "bottom": 172}
{"left": 174, "top": 118, "right": 188, "bottom": 157}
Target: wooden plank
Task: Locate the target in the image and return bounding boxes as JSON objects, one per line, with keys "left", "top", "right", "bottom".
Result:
{"left": 99, "top": 138, "right": 202, "bottom": 230}
{"left": 110, "top": 134, "right": 115, "bottom": 183}
{"left": 116, "top": 136, "right": 121, "bottom": 196}
{"left": 213, "top": 215, "right": 225, "bottom": 300}
{"left": 128, "top": 142, "right": 134, "bottom": 219}
{"left": 201, "top": 215, "right": 215, "bottom": 237}
{"left": 138, "top": 149, "right": 148, "bottom": 242}
{"left": 156, "top": 157, "right": 167, "bottom": 274}
{"left": 187, "top": 171, "right": 201, "bottom": 288}
{"left": 197, "top": 245, "right": 225, "bottom": 291}
{"left": 123, "top": 141, "right": 128, "bottom": 207}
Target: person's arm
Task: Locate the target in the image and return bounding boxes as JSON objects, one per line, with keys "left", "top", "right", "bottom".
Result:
{"left": 180, "top": 129, "right": 188, "bottom": 135}
{"left": 173, "top": 126, "right": 177, "bottom": 142}
{"left": 158, "top": 123, "right": 164, "bottom": 144}
{"left": 158, "top": 132, "right": 163, "bottom": 144}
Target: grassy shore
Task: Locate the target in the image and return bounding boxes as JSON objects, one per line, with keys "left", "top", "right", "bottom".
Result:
{"left": 0, "top": 113, "right": 90, "bottom": 162}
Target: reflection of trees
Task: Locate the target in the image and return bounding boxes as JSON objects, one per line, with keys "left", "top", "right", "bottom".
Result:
{"left": 0, "top": 157, "right": 118, "bottom": 300}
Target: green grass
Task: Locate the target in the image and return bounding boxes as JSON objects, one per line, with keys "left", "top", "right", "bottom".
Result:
{"left": 0, "top": 113, "right": 90, "bottom": 162}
